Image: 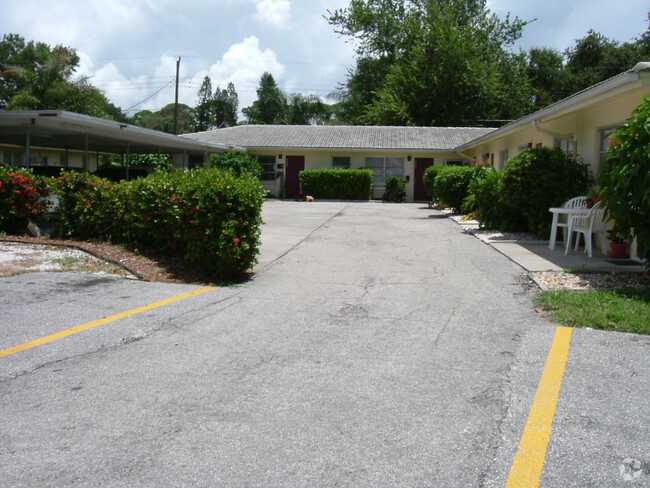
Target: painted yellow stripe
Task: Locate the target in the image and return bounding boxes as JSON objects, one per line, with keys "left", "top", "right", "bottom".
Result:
{"left": 506, "top": 326, "right": 573, "bottom": 487}
{"left": 0, "top": 286, "right": 216, "bottom": 359}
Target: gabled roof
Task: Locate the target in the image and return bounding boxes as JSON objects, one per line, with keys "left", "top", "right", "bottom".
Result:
{"left": 0, "top": 110, "right": 242, "bottom": 154}
{"left": 183, "top": 125, "right": 496, "bottom": 152}
{"left": 456, "top": 62, "right": 650, "bottom": 150}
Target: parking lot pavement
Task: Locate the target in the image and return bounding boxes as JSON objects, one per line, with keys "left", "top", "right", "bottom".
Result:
{"left": 1, "top": 202, "right": 649, "bottom": 487}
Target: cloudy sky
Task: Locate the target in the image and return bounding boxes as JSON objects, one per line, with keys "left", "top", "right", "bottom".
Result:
{"left": 1, "top": 0, "right": 648, "bottom": 119}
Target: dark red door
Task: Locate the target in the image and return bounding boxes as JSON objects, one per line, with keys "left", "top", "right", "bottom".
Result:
{"left": 285, "top": 155, "right": 305, "bottom": 199}
{"left": 414, "top": 158, "right": 434, "bottom": 201}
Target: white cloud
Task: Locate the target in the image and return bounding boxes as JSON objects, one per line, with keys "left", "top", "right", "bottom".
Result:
{"left": 253, "top": 0, "right": 291, "bottom": 28}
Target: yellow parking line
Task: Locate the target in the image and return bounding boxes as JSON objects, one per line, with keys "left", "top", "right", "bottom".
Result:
{"left": 0, "top": 286, "right": 216, "bottom": 359}
{"left": 506, "top": 326, "right": 573, "bottom": 487}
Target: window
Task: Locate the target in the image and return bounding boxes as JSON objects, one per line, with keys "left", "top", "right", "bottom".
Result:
{"left": 30, "top": 156, "right": 48, "bottom": 166}
{"left": 499, "top": 149, "right": 509, "bottom": 167}
{"left": 366, "top": 157, "right": 404, "bottom": 185}
{"left": 599, "top": 126, "right": 619, "bottom": 173}
{"left": 332, "top": 156, "right": 350, "bottom": 169}
{"left": 558, "top": 135, "right": 575, "bottom": 159}
{"left": 256, "top": 155, "right": 276, "bottom": 181}
{"left": 59, "top": 153, "right": 69, "bottom": 167}
{"left": 2, "top": 150, "right": 23, "bottom": 167}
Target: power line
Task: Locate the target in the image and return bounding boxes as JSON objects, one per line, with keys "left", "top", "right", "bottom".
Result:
{"left": 123, "top": 80, "right": 174, "bottom": 112}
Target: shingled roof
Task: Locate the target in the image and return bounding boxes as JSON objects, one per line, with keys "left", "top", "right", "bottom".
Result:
{"left": 183, "top": 125, "right": 496, "bottom": 151}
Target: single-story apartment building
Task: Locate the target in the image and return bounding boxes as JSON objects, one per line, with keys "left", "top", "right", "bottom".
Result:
{"left": 2, "top": 63, "right": 648, "bottom": 202}
{"left": 183, "top": 62, "right": 650, "bottom": 201}
{"left": 184, "top": 125, "right": 494, "bottom": 200}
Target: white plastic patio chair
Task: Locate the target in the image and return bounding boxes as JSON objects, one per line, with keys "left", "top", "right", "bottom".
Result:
{"left": 556, "top": 196, "right": 588, "bottom": 245}
{"left": 565, "top": 201, "right": 607, "bottom": 257}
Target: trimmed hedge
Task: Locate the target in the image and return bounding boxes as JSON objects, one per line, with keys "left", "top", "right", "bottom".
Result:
{"left": 299, "top": 169, "right": 373, "bottom": 200}
{"left": 500, "top": 147, "right": 591, "bottom": 236}
{"left": 423, "top": 165, "right": 443, "bottom": 198}
{"left": 432, "top": 166, "right": 475, "bottom": 212}
{"left": 54, "top": 167, "right": 266, "bottom": 279}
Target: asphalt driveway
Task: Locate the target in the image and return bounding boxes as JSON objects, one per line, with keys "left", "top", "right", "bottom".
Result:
{"left": 1, "top": 201, "right": 648, "bottom": 487}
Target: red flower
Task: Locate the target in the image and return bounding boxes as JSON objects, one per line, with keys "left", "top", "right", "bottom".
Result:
{"left": 233, "top": 237, "right": 240, "bottom": 244}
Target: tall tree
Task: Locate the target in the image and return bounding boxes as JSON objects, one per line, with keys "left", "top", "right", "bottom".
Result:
{"left": 328, "top": 0, "right": 533, "bottom": 127}
{"left": 527, "top": 47, "right": 572, "bottom": 109}
{"left": 132, "top": 103, "right": 196, "bottom": 134}
{"left": 286, "top": 93, "right": 331, "bottom": 125}
{"left": 0, "top": 33, "right": 111, "bottom": 116}
{"left": 195, "top": 76, "right": 214, "bottom": 132}
{"left": 243, "top": 72, "right": 287, "bottom": 124}
{"left": 213, "top": 82, "right": 239, "bottom": 128}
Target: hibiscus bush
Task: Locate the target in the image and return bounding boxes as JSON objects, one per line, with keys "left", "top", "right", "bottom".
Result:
{"left": 600, "top": 94, "right": 650, "bottom": 264}
{"left": 0, "top": 164, "right": 50, "bottom": 233}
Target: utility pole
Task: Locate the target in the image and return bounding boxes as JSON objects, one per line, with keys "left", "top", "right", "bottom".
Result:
{"left": 173, "top": 56, "right": 180, "bottom": 135}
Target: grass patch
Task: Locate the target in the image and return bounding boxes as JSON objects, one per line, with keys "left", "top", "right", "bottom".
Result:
{"left": 535, "top": 288, "right": 650, "bottom": 334}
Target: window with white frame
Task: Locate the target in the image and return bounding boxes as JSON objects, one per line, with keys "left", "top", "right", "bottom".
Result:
{"left": 366, "top": 157, "right": 404, "bottom": 185}
{"left": 256, "top": 155, "right": 276, "bottom": 181}
{"left": 2, "top": 150, "right": 23, "bottom": 166}
{"left": 332, "top": 156, "right": 350, "bottom": 169}
{"left": 599, "top": 126, "right": 619, "bottom": 172}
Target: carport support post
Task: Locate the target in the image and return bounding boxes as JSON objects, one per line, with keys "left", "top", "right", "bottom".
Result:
{"left": 83, "top": 134, "right": 89, "bottom": 172}
{"left": 25, "top": 127, "right": 31, "bottom": 169}
{"left": 126, "top": 142, "right": 130, "bottom": 180}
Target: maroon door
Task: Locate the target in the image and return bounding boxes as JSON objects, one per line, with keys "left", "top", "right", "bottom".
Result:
{"left": 285, "top": 155, "right": 305, "bottom": 199}
{"left": 414, "top": 158, "right": 434, "bottom": 201}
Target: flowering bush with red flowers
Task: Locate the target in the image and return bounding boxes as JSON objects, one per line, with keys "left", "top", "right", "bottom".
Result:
{"left": 124, "top": 168, "right": 266, "bottom": 279}
{"left": 52, "top": 167, "right": 265, "bottom": 280}
{"left": 53, "top": 171, "right": 121, "bottom": 238}
{"left": 0, "top": 164, "right": 50, "bottom": 233}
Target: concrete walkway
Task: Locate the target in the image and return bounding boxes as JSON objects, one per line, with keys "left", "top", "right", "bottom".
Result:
{"left": 452, "top": 216, "right": 646, "bottom": 274}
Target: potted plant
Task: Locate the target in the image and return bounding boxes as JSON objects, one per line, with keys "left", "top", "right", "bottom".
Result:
{"left": 586, "top": 185, "right": 601, "bottom": 208}
{"left": 607, "top": 230, "right": 629, "bottom": 259}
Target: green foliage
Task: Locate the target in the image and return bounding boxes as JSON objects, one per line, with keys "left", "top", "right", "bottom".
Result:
{"left": 0, "top": 33, "right": 110, "bottom": 116}
{"left": 53, "top": 171, "right": 115, "bottom": 238}
{"left": 431, "top": 166, "right": 475, "bottom": 212}
{"left": 131, "top": 103, "right": 196, "bottom": 135}
{"left": 423, "top": 165, "right": 443, "bottom": 198}
{"left": 299, "top": 169, "right": 373, "bottom": 200}
{"left": 500, "top": 147, "right": 591, "bottom": 236}
{"left": 600, "top": 94, "right": 650, "bottom": 264}
{"left": 210, "top": 152, "right": 263, "bottom": 179}
{"left": 0, "top": 165, "right": 50, "bottom": 233}
{"left": 467, "top": 165, "right": 524, "bottom": 230}
{"left": 536, "top": 287, "right": 650, "bottom": 335}
{"left": 327, "top": 0, "right": 534, "bottom": 126}
{"left": 243, "top": 72, "right": 287, "bottom": 124}
{"left": 53, "top": 168, "right": 266, "bottom": 279}
{"left": 382, "top": 176, "right": 407, "bottom": 202}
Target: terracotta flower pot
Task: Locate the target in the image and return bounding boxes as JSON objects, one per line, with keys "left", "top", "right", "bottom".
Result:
{"left": 610, "top": 242, "right": 629, "bottom": 259}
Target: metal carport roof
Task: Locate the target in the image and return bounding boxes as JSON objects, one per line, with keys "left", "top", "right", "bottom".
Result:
{"left": 0, "top": 110, "right": 243, "bottom": 155}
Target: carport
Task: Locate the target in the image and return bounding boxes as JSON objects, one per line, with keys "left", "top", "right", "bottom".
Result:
{"left": 0, "top": 110, "right": 243, "bottom": 172}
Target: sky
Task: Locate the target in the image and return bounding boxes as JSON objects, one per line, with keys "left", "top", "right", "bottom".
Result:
{"left": 1, "top": 0, "right": 648, "bottom": 120}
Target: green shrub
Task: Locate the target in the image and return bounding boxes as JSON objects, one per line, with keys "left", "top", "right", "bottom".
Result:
{"left": 600, "top": 94, "right": 650, "bottom": 264}
{"left": 54, "top": 167, "right": 266, "bottom": 279}
{"left": 423, "top": 165, "right": 443, "bottom": 198}
{"left": 0, "top": 165, "right": 50, "bottom": 233}
{"left": 469, "top": 167, "right": 524, "bottom": 230}
{"left": 432, "top": 165, "right": 475, "bottom": 212}
{"left": 210, "top": 151, "right": 263, "bottom": 179}
{"left": 299, "top": 169, "right": 373, "bottom": 200}
{"left": 53, "top": 171, "right": 115, "bottom": 238}
{"left": 382, "top": 176, "right": 407, "bottom": 202}
{"left": 501, "top": 147, "right": 591, "bottom": 236}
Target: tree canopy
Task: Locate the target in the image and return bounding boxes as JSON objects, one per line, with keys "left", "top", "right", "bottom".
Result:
{"left": 328, "top": 0, "right": 533, "bottom": 126}
{"left": 0, "top": 33, "right": 114, "bottom": 117}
